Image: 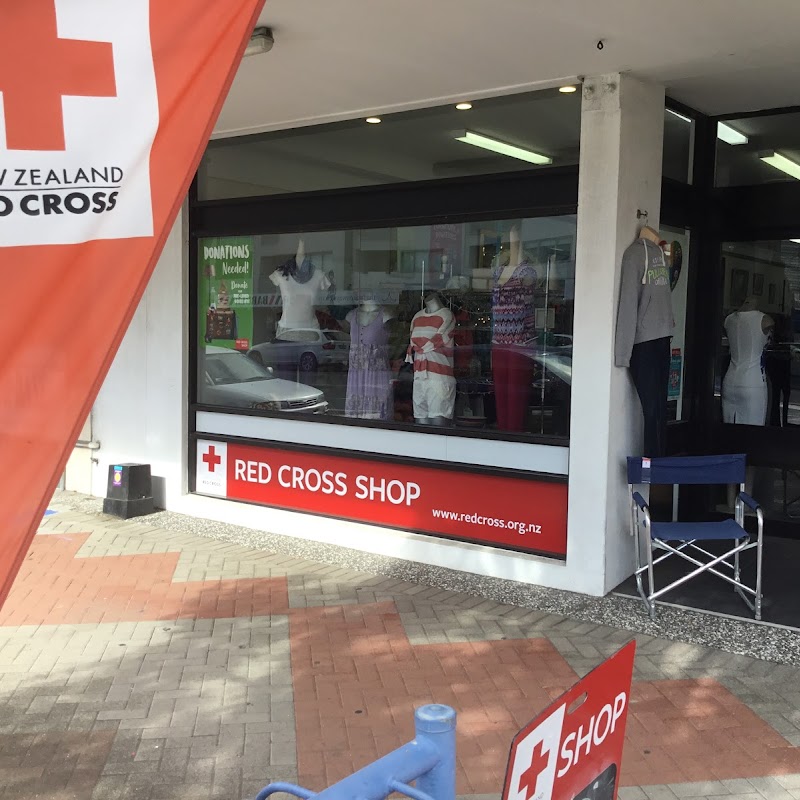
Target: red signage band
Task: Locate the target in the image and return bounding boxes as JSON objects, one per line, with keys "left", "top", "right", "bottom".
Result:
{"left": 195, "top": 439, "right": 568, "bottom": 557}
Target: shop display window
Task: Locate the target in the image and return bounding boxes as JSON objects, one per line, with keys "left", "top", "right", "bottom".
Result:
{"left": 663, "top": 108, "right": 695, "bottom": 184}
{"left": 716, "top": 240, "right": 800, "bottom": 428}
{"left": 661, "top": 225, "right": 691, "bottom": 422}
{"left": 715, "top": 111, "right": 800, "bottom": 187}
{"left": 197, "top": 88, "right": 581, "bottom": 201}
{"left": 196, "top": 215, "right": 576, "bottom": 439}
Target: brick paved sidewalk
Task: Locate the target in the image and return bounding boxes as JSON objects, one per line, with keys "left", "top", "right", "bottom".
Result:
{"left": 2, "top": 504, "right": 800, "bottom": 800}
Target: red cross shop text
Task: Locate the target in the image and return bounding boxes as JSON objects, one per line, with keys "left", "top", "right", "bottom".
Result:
{"left": 195, "top": 440, "right": 569, "bottom": 557}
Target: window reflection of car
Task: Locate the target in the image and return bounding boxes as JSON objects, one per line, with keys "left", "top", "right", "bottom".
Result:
{"left": 248, "top": 329, "right": 350, "bottom": 372}
{"left": 200, "top": 346, "right": 328, "bottom": 413}
{"left": 531, "top": 351, "right": 572, "bottom": 386}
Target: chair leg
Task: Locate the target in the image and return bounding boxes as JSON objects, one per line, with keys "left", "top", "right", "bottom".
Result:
{"left": 755, "top": 509, "right": 764, "bottom": 621}
{"left": 645, "top": 526, "right": 656, "bottom": 621}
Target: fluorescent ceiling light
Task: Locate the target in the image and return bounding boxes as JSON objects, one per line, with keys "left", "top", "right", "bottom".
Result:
{"left": 760, "top": 151, "right": 800, "bottom": 180}
{"left": 455, "top": 131, "right": 552, "bottom": 165}
{"left": 245, "top": 27, "right": 274, "bottom": 56}
{"left": 666, "top": 108, "right": 692, "bottom": 124}
{"left": 791, "top": 239, "right": 800, "bottom": 244}
{"left": 717, "top": 122, "right": 748, "bottom": 146}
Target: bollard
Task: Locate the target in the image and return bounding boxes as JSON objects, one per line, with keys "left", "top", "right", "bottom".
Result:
{"left": 255, "top": 704, "right": 456, "bottom": 800}
{"left": 407, "top": 705, "right": 456, "bottom": 800}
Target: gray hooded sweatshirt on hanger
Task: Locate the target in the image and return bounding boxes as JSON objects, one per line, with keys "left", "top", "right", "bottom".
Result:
{"left": 614, "top": 238, "right": 675, "bottom": 367}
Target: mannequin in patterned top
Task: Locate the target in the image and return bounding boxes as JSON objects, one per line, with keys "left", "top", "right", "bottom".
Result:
{"left": 491, "top": 225, "right": 536, "bottom": 433}
{"left": 406, "top": 292, "right": 456, "bottom": 425}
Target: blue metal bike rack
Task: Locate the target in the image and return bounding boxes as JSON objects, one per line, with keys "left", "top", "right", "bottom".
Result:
{"left": 255, "top": 704, "right": 456, "bottom": 800}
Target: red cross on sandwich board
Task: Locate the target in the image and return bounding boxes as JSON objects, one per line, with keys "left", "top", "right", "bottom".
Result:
{"left": 518, "top": 741, "right": 551, "bottom": 800}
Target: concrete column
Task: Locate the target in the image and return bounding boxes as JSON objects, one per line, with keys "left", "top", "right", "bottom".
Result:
{"left": 567, "top": 74, "right": 665, "bottom": 594}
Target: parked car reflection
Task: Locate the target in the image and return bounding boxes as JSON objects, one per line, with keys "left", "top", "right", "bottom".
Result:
{"left": 199, "top": 346, "right": 328, "bottom": 413}
{"left": 248, "top": 329, "right": 349, "bottom": 372}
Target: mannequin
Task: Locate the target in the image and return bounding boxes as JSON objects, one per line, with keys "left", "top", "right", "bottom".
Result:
{"left": 407, "top": 292, "right": 456, "bottom": 425}
{"left": 345, "top": 297, "right": 393, "bottom": 419}
{"left": 269, "top": 238, "right": 330, "bottom": 335}
{"left": 491, "top": 224, "right": 537, "bottom": 433}
{"left": 615, "top": 225, "right": 675, "bottom": 456}
{"left": 722, "top": 296, "right": 774, "bottom": 425}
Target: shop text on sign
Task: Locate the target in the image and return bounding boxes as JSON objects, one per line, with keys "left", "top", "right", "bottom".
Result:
{"left": 196, "top": 440, "right": 568, "bottom": 557}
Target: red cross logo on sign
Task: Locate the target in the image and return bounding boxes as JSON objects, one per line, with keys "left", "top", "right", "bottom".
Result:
{"left": 203, "top": 446, "right": 222, "bottom": 473}
{"left": 0, "top": 0, "right": 117, "bottom": 151}
{"left": 518, "top": 741, "right": 551, "bottom": 800}
{"left": 502, "top": 642, "right": 636, "bottom": 800}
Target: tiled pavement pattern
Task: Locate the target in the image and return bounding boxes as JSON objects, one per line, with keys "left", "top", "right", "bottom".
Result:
{"left": 1, "top": 506, "right": 800, "bottom": 799}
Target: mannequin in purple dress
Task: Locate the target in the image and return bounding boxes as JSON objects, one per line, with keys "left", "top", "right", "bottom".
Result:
{"left": 345, "top": 300, "right": 392, "bottom": 419}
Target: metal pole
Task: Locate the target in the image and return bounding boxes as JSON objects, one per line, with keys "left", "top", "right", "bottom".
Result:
{"left": 414, "top": 705, "right": 457, "bottom": 800}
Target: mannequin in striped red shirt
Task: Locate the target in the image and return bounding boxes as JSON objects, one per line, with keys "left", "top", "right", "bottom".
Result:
{"left": 406, "top": 292, "right": 456, "bottom": 425}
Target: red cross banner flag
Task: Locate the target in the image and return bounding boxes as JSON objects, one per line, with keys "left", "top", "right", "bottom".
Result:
{"left": 0, "top": 0, "right": 265, "bottom": 609}
{"left": 502, "top": 642, "right": 636, "bottom": 800}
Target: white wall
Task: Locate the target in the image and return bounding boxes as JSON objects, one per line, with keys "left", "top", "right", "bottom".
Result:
{"left": 91, "top": 211, "right": 188, "bottom": 507}
{"left": 568, "top": 74, "right": 665, "bottom": 595}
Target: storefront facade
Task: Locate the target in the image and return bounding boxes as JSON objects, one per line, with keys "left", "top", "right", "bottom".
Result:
{"left": 69, "top": 1, "right": 800, "bottom": 599}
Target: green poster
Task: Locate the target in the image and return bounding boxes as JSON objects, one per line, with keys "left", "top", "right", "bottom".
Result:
{"left": 198, "top": 236, "right": 254, "bottom": 350}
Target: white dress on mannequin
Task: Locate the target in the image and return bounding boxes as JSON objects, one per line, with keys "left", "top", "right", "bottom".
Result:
{"left": 722, "top": 310, "right": 769, "bottom": 425}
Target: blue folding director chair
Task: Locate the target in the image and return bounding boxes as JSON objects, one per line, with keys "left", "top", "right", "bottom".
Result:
{"left": 627, "top": 454, "right": 763, "bottom": 621}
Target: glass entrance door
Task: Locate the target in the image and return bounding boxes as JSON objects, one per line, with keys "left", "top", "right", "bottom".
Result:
{"left": 714, "top": 239, "right": 800, "bottom": 530}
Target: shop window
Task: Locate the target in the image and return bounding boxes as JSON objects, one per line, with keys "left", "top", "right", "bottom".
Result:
{"left": 196, "top": 216, "right": 576, "bottom": 440}
{"left": 661, "top": 225, "right": 691, "bottom": 421}
{"left": 197, "top": 89, "right": 581, "bottom": 201}
{"left": 715, "top": 111, "right": 800, "bottom": 187}
{"left": 663, "top": 108, "right": 694, "bottom": 184}
{"left": 716, "top": 240, "right": 800, "bottom": 427}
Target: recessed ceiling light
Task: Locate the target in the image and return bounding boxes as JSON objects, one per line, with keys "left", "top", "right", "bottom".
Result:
{"left": 760, "top": 151, "right": 800, "bottom": 180}
{"left": 455, "top": 131, "right": 552, "bottom": 165}
{"left": 366, "top": 117, "right": 381, "bottom": 124}
{"left": 455, "top": 102, "right": 473, "bottom": 111}
{"left": 559, "top": 85, "right": 577, "bottom": 94}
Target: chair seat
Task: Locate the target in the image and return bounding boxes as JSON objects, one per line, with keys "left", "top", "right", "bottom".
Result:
{"left": 650, "top": 518, "right": 747, "bottom": 542}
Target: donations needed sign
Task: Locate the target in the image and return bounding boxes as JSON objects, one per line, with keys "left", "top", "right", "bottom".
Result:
{"left": 0, "top": 0, "right": 266, "bottom": 610}
{"left": 196, "top": 440, "right": 569, "bottom": 557}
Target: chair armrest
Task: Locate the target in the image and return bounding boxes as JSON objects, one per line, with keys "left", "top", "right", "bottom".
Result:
{"left": 738, "top": 492, "right": 761, "bottom": 511}
{"left": 632, "top": 491, "right": 648, "bottom": 511}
